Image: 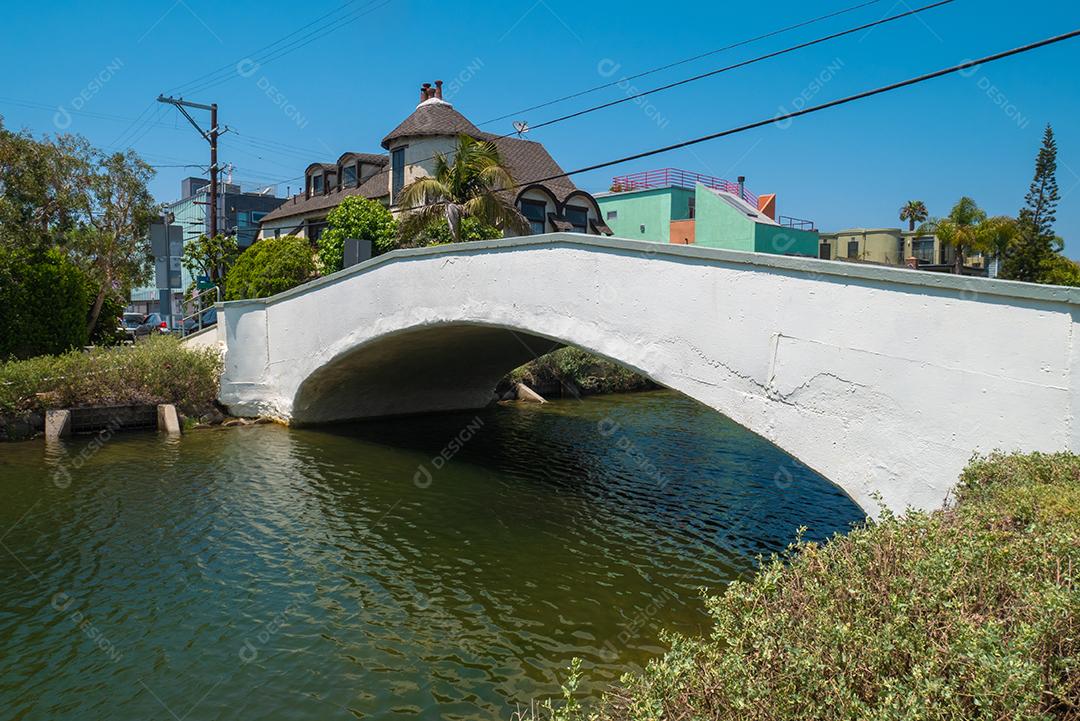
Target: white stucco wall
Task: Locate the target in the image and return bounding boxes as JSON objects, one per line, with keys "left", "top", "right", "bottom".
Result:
{"left": 217, "top": 233, "right": 1080, "bottom": 515}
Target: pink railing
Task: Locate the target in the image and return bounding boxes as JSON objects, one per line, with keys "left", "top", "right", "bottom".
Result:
{"left": 610, "top": 168, "right": 758, "bottom": 206}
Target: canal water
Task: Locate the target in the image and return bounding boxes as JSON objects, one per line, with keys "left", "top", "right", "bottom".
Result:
{"left": 0, "top": 391, "right": 864, "bottom": 720}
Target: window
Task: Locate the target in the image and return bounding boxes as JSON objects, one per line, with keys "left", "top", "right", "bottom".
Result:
{"left": 565, "top": 205, "right": 588, "bottom": 233}
{"left": 343, "top": 164, "right": 357, "bottom": 187}
{"left": 251, "top": 212, "right": 267, "bottom": 224}
{"left": 607, "top": 210, "right": 618, "bottom": 220}
{"left": 520, "top": 199, "right": 547, "bottom": 235}
{"left": 819, "top": 243, "right": 831, "bottom": 260}
{"left": 913, "top": 237, "right": 935, "bottom": 264}
{"left": 311, "top": 174, "right": 324, "bottom": 194}
{"left": 847, "top": 240, "right": 860, "bottom": 258}
{"left": 392, "top": 147, "right": 406, "bottom": 202}
{"left": 688, "top": 196, "right": 696, "bottom": 219}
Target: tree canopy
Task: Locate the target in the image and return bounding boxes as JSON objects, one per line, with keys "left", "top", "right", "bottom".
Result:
{"left": 317, "top": 196, "right": 398, "bottom": 273}
{"left": 0, "top": 118, "right": 157, "bottom": 355}
{"left": 1001, "top": 125, "right": 1062, "bottom": 283}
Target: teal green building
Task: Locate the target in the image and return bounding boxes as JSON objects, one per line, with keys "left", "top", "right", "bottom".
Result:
{"left": 595, "top": 170, "right": 819, "bottom": 257}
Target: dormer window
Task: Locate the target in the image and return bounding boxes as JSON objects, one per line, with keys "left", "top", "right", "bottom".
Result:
{"left": 343, "top": 164, "right": 357, "bottom": 188}
{"left": 312, "top": 174, "right": 324, "bottom": 194}
{"left": 565, "top": 205, "right": 589, "bottom": 233}
{"left": 520, "top": 199, "right": 547, "bottom": 235}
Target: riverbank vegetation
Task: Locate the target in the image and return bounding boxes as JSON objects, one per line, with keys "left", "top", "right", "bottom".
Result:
{"left": 0, "top": 336, "right": 222, "bottom": 417}
{"left": 503, "top": 347, "right": 656, "bottom": 398}
{"left": 539, "top": 452, "right": 1079, "bottom": 720}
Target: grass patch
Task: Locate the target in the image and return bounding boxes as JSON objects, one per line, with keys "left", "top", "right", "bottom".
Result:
{"left": 538, "top": 452, "right": 1080, "bottom": 721}
{"left": 0, "top": 336, "right": 223, "bottom": 417}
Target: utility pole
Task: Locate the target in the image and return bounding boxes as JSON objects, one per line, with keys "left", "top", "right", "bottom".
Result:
{"left": 156, "top": 95, "right": 226, "bottom": 237}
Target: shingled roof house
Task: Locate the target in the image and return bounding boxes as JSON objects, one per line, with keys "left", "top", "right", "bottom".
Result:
{"left": 258, "top": 81, "right": 612, "bottom": 240}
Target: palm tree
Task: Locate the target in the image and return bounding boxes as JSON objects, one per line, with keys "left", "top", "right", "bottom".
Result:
{"left": 978, "top": 215, "right": 1019, "bottom": 277}
{"left": 918, "top": 197, "right": 988, "bottom": 274}
{"left": 899, "top": 200, "right": 928, "bottom": 231}
{"left": 397, "top": 134, "right": 528, "bottom": 244}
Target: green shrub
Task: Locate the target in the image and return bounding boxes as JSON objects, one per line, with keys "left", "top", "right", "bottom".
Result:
{"left": 539, "top": 452, "right": 1080, "bottom": 721}
{"left": 0, "top": 246, "right": 89, "bottom": 359}
{"left": 506, "top": 347, "right": 655, "bottom": 396}
{"left": 224, "top": 235, "right": 316, "bottom": 301}
{"left": 0, "top": 335, "right": 222, "bottom": 416}
{"left": 409, "top": 216, "right": 502, "bottom": 246}
{"left": 317, "top": 196, "right": 398, "bottom": 272}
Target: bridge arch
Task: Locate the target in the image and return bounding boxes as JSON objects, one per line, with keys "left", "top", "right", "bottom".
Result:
{"left": 291, "top": 320, "right": 692, "bottom": 423}
{"left": 214, "top": 234, "right": 1080, "bottom": 514}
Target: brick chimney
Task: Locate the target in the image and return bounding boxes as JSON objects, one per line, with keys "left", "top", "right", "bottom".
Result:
{"left": 421, "top": 83, "right": 432, "bottom": 101}
{"left": 434, "top": 80, "right": 443, "bottom": 99}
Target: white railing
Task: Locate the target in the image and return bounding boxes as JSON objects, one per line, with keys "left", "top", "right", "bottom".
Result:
{"left": 179, "top": 286, "right": 220, "bottom": 336}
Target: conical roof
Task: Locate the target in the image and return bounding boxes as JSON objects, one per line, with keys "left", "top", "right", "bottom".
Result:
{"left": 380, "top": 98, "right": 483, "bottom": 149}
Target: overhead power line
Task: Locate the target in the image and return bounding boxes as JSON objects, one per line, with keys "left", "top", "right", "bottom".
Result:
{"left": 169, "top": 0, "right": 383, "bottom": 95}
{"left": 175, "top": 0, "right": 394, "bottom": 98}
{"left": 526, "top": 0, "right": 956, "bottom": 133}
{"left": 516, "top": 29, "right": 1080, "bottom": 191}
{"left": 479, "top": 0, "right": 889, "bottom": 125}
{"left": 378, "top": 27, "right": 1080, "bottom": 220}
{"left": 235, "top": 0, "right": 955, "bottom": 194}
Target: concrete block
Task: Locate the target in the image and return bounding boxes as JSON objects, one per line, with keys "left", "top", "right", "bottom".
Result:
{"left": 157, "top": 404, "right": 182, "bottom": 434}
{"left": 45, "top": 410, "right": 71, "bottom": 441}
{"left": 515, "top": 383, "right": 547, "bottom": 404}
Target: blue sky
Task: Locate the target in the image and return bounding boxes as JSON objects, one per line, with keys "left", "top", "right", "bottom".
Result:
{"left": 3, "top": 0, "right": 1079, "bottom": 253}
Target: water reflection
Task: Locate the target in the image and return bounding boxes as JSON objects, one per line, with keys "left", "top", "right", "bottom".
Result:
{"left": 0, "top": 391, "right": 864, "bottom": 720}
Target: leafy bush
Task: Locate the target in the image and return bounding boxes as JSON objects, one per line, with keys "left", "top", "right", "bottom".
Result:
{"left": 0, "top": 335, "right": 222, "bottom": 415}
{"left": 1039, "top": 252, "right": 1080, "bottom": 287}
{"left": 317, "top": 196, "right": 398, "bottom": 272}
{"left": 0, "top": 246, "right": 89, "bottom": 359}
{"left": 408, "top": 216, "right": 502, "bottom": 246}
{"left": 506, "top": 347, "right": 655, "bottom": 396}
{"left": 224, "top": 235, "right": 315, "bottom": 301}
{"left": 536, "top": 452, "right": 1080, "bottom": 721}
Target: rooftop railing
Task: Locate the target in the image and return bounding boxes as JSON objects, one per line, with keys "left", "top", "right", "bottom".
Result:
{"left": 610, "top": 168, "right": 758, "bottom": 206}
{"left": 779, "top": 215, "right": 816, "bottom": 231}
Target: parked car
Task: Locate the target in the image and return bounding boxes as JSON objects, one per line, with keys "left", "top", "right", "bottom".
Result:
{"left": 182, "top": 307, "right": 217, "bottom": 336}
{"left": 133, "top": 313, "right": 170, "bottom": 340}
{"left": 120, "top": 312, "right": 143, "bottom": 341}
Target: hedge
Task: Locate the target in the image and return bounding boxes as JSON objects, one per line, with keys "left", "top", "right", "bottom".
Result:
{"left": 541, "top": 452, "right": 1080, "bottom": 721}
{"left": 0, "top": 246, "right": 89, "bottom": 359}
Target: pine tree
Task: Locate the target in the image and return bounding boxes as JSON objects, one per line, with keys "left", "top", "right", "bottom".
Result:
{"left": 1001, "top": 125, "right": 1059, "bottom": 282}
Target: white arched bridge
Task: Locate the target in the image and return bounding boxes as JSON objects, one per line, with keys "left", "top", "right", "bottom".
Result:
{"left": 201, "top": 233, "right": 1080, "bottom": 514}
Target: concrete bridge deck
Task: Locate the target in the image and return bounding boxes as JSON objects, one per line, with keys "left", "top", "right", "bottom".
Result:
{"left": 206, "top": 233, "right": 1080, "bottom": 514}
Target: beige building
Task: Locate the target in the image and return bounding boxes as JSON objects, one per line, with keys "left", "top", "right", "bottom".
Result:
{"left": 258, "top": 80, "right": 611, "bottom": 241}
{"left": 818, "top": 228, "right": 985, "bottom": 271}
